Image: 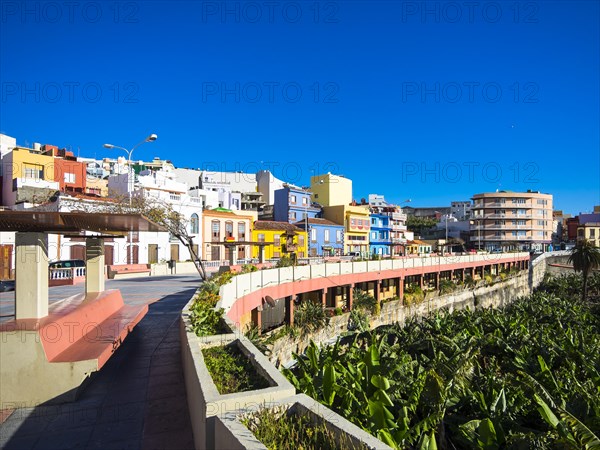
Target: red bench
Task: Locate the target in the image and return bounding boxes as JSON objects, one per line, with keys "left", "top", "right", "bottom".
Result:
{"left": 0, "top": 289, "right": 148, "bottom": 403}
{"left": 107, "top": 264, "right": 151, "bottom": 279}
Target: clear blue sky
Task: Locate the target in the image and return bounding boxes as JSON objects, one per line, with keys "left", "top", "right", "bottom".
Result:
{"left": 1, "top": 1, "right": 598, "bottom": 215}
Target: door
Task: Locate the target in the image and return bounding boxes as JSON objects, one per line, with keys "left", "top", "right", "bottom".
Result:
{"left": 211, "top": 246, "right": 220, "bottom": 261}
{"left": 148, "top": 244, "right": 159, "bottom": 264}
{"left": 70, "top": 245, "right": 85, "bottom": 260}
{"left": 170, "top": 244, "right": 179, "bottom": 262}
{"left": 127, "top": 245, "right": 139, "bottom": 264}
{"left": 0, "top": 245, "right": 13, "bottom": 279}
{"left": 104, "top": 245, "right": 114, "bottom": 266}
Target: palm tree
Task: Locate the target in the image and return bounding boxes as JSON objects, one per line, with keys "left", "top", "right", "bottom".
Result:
{"left": 568, "top": 239, "right": 600, "bottom": 301}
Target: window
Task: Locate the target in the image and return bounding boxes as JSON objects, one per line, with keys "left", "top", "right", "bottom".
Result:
{"left": 290, "top": 194, "right": 297, "bottom": 204}
{"left": 274, "top": 251, "right": 280, "bottom": 258}
{"left": 238, "top": 222, "right": 246, "bottom": 241}
{"left": 169, "top": 193, "right": 181, "bottom": 201}
{"left": 324, "top": 229, "right": 330, "bottom": 242}
{"left": 372, "top": 218, "right": 376, "bottom": 225}
{"left": 190, "top": 213, "right": 199, "bottom": 234}
{"left": 225, "top": 221, "right": 233, "bottom": 238}
{"left": 371, "top": 231, "right": 376, "bottom": 239}
{"left": 24, "top": 164, "right": 43, "bottom": 180}
{"left": 336, "top": 230, "right": 342, "bottom": 243}
{"left": 591, "top": 229, "right": 596, "bottom": 238}
{"left": 274, "top": 234, "right": 280, "bottom": 246}
{"left": 311, "top": 229, "right": 317, "bottom": 242}
{"left": 578, "top": 229, "right": 584, "bottom": 238}
{"left": 258, "top": 233, "right": 265, "bottom": 242}
{"left": 350, "top": 218, "right": 356, "bottom": 227}
{"left": 289, "top": 212, "right": 297, "bottom": 220}
{"left": 302, "top": 197, "right": 308, "bottom": 205}
{"left": 64, "top": 173, "right": 76, "bottom": 183}
{"left": 314, "top": 193, "right": 318, "bottom": 199}
{"left": 298, "top": 235, "right": 305, "bottom": 246}
{"left": 211, "top": 220, "right": 221, "bottom": 240}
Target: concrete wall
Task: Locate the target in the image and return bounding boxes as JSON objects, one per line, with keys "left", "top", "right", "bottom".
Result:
{"left": 180, "top": 299, "right": 295, "bottom": 450}
{"left": 182, "top": 252, "right": 569, "bottom": 449}
{"left": 267, "top": 272, "right": 531, "bottom": 367}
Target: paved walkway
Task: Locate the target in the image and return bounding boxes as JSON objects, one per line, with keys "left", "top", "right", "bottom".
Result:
{"left": 0, "top": 275, "right": 200, "bottom": 449}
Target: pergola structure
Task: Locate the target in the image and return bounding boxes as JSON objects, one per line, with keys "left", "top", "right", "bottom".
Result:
{"left": 0, "top": 211, "right": 165, "bottom": 319}
{"left": 0, "top": 211, "right": 166, "bottom": 405}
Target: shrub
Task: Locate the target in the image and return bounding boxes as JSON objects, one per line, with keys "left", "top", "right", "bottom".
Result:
{"left": 353, "top": 288, "right": 380, "bottom": 315}
{"left": 241, "top": 264, "right": 258, "bottom": 273}
{"left": 294, "top": 300, "right": 328, "bottom": 334}
{"left": 348, "top": 309, "right": 370, "bottom": 332}
{"left": 438, "top": 279, "right": 456, "bottom": 295}
{"left": 403, "top": 283, "right": 425, "bottom": 305}
{"left": 242, "top": 405, "right": 367, "bottom": 450}
{"left": 276, "top": 255, "right": 295, "bottom": 267}
{"left": 334, "top": 307, "right": 344, "bottom": 316}
{"left": 202, "top": 343, "right": 270, "bottom": 394}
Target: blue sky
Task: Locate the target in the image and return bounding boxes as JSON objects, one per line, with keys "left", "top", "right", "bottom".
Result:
{"left": 1, "top": 1, "right": 598, "bottom": 215}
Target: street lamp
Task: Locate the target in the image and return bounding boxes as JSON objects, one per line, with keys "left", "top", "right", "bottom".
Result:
{"left": 103, "top": 133, "right": 157, "bottom": 263}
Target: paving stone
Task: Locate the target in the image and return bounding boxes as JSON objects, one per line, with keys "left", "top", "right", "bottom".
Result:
{"left": 33, "top": 425, "right": 94, "bottom": 449}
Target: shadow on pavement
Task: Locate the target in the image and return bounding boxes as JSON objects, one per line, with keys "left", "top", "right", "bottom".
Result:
{"left": 1, "top": 288, "right": 197, "bottom": 450}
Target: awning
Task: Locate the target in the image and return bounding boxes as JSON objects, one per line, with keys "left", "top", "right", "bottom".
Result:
{"left": 0, "top": 211, "right": 166, "bottom": 234}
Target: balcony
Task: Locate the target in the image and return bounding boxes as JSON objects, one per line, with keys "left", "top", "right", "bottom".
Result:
{"left": 471, "top": 235, "right": 532, "bottom": 241}
{"left": 391, "top": 224, "right": 407, "bottom": 231}
{"left": 390, "top": 212, "right": 407, "bottom": 221}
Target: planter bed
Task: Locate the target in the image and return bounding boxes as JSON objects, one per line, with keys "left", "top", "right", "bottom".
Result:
{"left": 214, "top": 394, "right": 393, "bottom": 450}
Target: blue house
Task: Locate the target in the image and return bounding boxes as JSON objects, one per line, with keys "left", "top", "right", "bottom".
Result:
{"left": 369, "top": 213, "right": 392, "bottom": 256}
{"left": 274, "top": 185, "right": 321, "bottom": 223}
{"left": 294, "top": 218, "right": 344, "bottom": 257}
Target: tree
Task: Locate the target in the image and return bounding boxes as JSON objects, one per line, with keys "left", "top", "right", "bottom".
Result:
{"left": 406, "top": 216, "right": 438, "bottom": 237}
{"left": 568, "top": 239, "right": 600, "bottom": 301}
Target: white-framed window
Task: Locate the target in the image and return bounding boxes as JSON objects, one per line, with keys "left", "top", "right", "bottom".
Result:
{"left": 190, "top": 213, "right": 199, "bottom": 234}
{"left": 64, "top": 173, "right": 76, "bottom": 183}
{"left": 24, "top": 164, "right": 43, "bottom": 180}
{"left": 311, "top": 229, "right": 317, "bottom": 241}
{"left": 336, "top": 230, "right": 342, "bottom": 242}
{"left": 290, "top": 195, "right": 297, "bottom": 204}
{"left": 324, "top": 229, "right": 330, "bottom": 242}
{"left": 289, "top": 212, "right": 297, "bottom": 220}
{"left": 302, "top": 196, "right": 308, "bottom": 205}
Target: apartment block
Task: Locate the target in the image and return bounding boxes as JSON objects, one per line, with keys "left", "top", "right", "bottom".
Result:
{"left": 470, "top": 190, "right": 553, "bottom": 251}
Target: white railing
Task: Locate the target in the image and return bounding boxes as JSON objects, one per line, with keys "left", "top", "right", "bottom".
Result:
{"left": 218, "top": 252, "right": 531, "bottom": 312}
{"left": 49, "top": 267, "right": 86, "bottom": 280}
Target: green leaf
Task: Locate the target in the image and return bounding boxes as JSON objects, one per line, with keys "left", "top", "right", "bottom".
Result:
{"left": 477, "top": 418, "right": 499, "bottom": 450}
{"left": 534, "top": 394, "right": 559, "bottom": 428}
{"left": 371, "top": 374, "right": 391, "bottom": 390}
{"left": 323, "top": 362, "right": 336, "bottom": 406}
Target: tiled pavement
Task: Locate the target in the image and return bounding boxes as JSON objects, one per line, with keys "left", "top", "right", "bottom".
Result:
{"left": 0, "top": 276, "right": 200, "bottom": 450}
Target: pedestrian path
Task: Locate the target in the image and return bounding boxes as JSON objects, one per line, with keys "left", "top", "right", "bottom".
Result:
{"left": 0, "top": 277, "right": 198, "bottom": 449}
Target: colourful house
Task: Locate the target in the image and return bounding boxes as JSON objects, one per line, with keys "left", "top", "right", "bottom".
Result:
{"left": 406, "top": 240, "right": 432, "bottom": 256}
{"left": 202, "top": 209, "right": 254, "bottom": 262}
{"left": 273, "top": 184, "right": 321, "bottom": 223}
{"left": 322, "top": 204, "right": 370, "bottom": 256}
{"left": 1, "top": 147, "right": 60, "bottom": 206}
{"left": 294, "top": 218, "right": 344, "bottom": 257}
{"left": 251, "top": 221, "right": 308, "bottom": 260}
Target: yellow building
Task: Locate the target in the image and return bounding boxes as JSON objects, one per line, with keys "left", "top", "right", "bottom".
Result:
{"left": 310, "top": 173, "right": 352, "bottom": 207}
{"left": 322, "top": 204, "right": 370, "bottom": 255}
{"left": 251, "top": 221, "right": 308, "bottom": 260}
{"left": 577, "top": 222, "right": 600, "bottom": 247}
{"left": 405, "top": 240, "right": 432, "bottom": 255}
{"left": 2, "top": 147, "right": 60, "bottom": 206}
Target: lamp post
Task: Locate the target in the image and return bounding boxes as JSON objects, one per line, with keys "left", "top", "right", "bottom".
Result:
{"left": 103, "top": 134, "right": 157, "bottom": 264}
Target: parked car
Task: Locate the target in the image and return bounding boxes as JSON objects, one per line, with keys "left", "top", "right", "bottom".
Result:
{"left": 0, "top": 280, "right": 15, "bottom": 292}
{"left": 48, "top": 259, "right": 85, "bottom": 269}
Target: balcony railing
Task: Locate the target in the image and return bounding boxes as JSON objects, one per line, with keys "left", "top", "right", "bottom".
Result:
{"left": 49, "top": 267, "right": 86, "bottom": 280}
